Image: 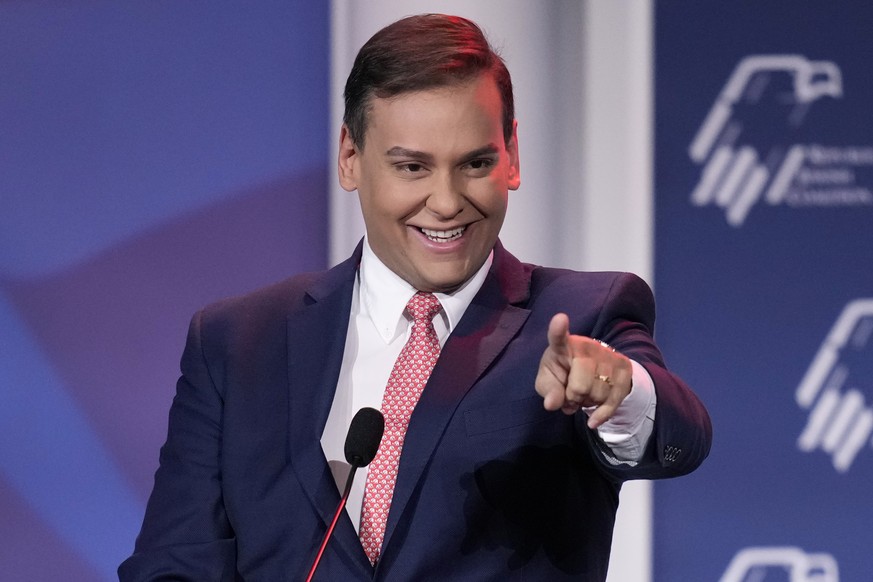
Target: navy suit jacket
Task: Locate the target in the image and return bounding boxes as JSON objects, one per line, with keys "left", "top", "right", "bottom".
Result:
{"left": 120, "top": 242, "right": 711, "bottom": 581}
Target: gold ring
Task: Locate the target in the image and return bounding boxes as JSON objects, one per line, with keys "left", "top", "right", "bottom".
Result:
{"left": 595, "top": 374, "right": 611, "bottom": 385}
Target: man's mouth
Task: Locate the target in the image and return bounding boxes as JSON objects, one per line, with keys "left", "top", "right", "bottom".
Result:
{"left": 420, "top": 226, "right": 465, "bottom": 243}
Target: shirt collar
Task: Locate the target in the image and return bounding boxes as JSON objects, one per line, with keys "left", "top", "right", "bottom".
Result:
{"left": 359, "top": 237, "right": 493, "bottom": 343}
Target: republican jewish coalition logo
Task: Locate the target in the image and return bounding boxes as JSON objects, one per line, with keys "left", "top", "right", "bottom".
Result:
{"left": 796, "top": 299, "right": 873, "bottom": 472}
{"left": 720, "top": 546, "right": 838, "bottom": 582}
{"left": 689, "top": 55, "right": 873, "bottom": 226}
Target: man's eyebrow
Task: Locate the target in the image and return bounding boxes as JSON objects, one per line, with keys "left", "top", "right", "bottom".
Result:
{"left": 463, "top": 144, "right": 500, "bottom": 159}
{"left": 385, "top": 147, "right": 434, "bottom": 163}
{"left": 384, "top": 144, "right": 500, "bottom": 161}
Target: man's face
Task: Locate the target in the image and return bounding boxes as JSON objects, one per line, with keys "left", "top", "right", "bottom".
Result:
{"left": 338, "top": 74, "right": 520, "bottom": 294}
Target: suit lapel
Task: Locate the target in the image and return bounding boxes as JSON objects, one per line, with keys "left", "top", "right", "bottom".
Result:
{"left": 379, "top": 243, "right": 532, "bottom": 556}
{"left": 285, "top": 245, "right": 373, "bottom": 574}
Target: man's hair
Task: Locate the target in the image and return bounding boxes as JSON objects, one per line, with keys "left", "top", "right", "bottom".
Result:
{"left": 343, "top": 14, "right": 514, "bottom": 148}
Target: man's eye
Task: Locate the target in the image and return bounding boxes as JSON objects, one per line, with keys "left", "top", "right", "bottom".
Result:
{"left": 466, "top": 159, "right": 495, "bottom": 171}
{"left": 397, "top": 163, "right": 425, "bottom": 173}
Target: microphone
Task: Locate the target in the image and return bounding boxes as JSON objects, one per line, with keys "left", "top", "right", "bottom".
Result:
{"left": 306, "top": 408, "right": 384, "bottom": 581}
{"left": 344, "top": 407, "right": 384, "bottom": 469}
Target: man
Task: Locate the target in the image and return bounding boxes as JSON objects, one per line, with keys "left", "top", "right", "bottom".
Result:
{"left": 120, "top": 14, "right": 710, "bottom": 581}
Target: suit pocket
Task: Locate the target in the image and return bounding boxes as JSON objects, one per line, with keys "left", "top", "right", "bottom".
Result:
{"left": 464, "top": 395, "right": 555, "bottom": 436}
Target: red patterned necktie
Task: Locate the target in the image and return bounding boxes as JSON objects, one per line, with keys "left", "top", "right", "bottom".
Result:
{"left": 359, "top": 292, "right": 442, "bottom": 565}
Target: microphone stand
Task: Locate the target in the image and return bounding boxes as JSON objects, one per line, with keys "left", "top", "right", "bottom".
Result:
{"left": 305, "top": 407, "right": 382, "bottom": 581}
{"left": 304, "top": 463, "right": 360, "bottom": 582}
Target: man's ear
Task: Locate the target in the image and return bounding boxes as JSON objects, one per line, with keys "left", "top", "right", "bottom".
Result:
{"left": 337, "top": 124, "right": 359, "bottom": 192}
{"left": 507, "top": 120, "right": 521, "bottom": 191}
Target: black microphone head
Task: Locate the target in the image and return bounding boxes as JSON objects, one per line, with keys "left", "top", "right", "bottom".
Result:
{"left": 344, "top": 407, "right": 384, "bottom": 468}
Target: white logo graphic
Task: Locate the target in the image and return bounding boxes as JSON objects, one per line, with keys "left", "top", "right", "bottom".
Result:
{"left": 689, "top": 55, "right": 873, "bottom": 226}
{"left": 720, "top": 546, "right": 839, "bottom": 582}
{"left": 796, "top": 299, "right": 873, "bottom": 472}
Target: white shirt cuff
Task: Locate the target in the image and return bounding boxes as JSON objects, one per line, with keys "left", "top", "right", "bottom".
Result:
{"left": 585, "top": 359, "right": 657, "bottom": 463}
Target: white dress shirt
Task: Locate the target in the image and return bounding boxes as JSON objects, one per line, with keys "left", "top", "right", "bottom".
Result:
{"left": 320, "top": 239, "right": 656, "bottom": 532}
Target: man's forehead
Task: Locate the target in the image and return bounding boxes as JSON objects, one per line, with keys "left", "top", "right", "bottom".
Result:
{"left": 370, "top": 79, "right": 499, "bottom": 119}
{"left": 353, "top": 73, "right": 507, "bottom": 150}
{"left": 377, "top": 77, "right": 487, "bottom": 103}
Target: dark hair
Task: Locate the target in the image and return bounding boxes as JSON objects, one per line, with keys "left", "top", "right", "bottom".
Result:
{"left": 343, "top": 14, "right": 514, "bottom": 148}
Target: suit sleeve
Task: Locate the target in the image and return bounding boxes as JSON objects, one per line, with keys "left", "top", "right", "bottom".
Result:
{"left": 579, "top": 272, "right": 713, "bottom": 481}
{"left": 118, "top": 310, "right": 239, "bottom": 581}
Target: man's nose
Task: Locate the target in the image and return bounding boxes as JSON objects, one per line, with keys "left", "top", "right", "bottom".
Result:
{"left": 426, "top": 174, "right": 465, "bottom": 218}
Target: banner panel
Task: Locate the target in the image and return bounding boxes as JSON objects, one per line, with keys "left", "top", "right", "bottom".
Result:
{"left": 654, "top": 3, "right": 873, "bottom": 581}
{"left": 0, "top": 2, "right": 329, "bottom": 579}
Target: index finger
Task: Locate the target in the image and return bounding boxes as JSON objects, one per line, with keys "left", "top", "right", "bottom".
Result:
{"left": 547, "top": 313, "right": 571, "bottom": 351}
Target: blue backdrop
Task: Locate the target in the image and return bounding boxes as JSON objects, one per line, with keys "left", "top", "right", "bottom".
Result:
{"left": 6, "top": 2, "right": 873, "bottom": 580}
{"left": 654, "top": 2, "right": 873, "bottom": 580}
{"left": 0, "top": 2, "right": 329, "bottom": 579}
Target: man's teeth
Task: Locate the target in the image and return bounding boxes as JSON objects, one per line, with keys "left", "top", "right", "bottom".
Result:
{"left": 421, "top": 226, "right": 465, "bottom": 242}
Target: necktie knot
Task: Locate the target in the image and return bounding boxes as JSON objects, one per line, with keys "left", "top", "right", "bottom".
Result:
{"left": 406, "top": 292, "right": 442, "bottom": 324}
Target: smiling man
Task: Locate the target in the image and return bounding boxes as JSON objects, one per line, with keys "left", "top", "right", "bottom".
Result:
{"left": 121, "top": 14, "right": 711, "bottom": 581}
{"left": 338, "top": 73, "right": 517, "bottom": 295}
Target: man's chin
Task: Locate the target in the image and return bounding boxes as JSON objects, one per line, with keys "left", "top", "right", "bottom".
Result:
{"left": 403, "top": 251, "right": 489, "bottom": 293}
{"left": 410, "top": 270, "right": 470, "bottom": 294}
